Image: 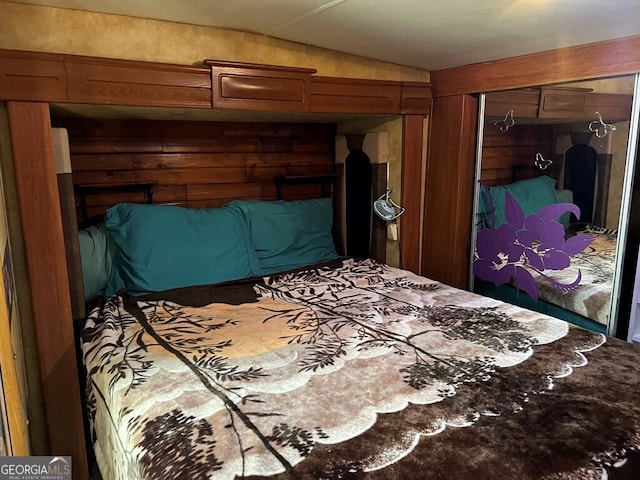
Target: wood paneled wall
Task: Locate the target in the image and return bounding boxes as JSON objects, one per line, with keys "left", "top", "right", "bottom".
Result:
{"left": 50, "top": 118, "right": 336, "bottom": 225}
{"left": 480, "top": 123, "right": 553, "bottom": 186}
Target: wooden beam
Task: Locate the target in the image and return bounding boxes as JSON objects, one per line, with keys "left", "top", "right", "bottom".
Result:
{"left": 400, "top": 115, "right": 426, "bottom": 273}
{"left": 421, "top": 95, "right": 478, "bottom": 289}
{"left": 431, "top": 35, "right": 640, "bottom": 97}
{"left": 7, "top": 102, "right": 89, "bottom": 480}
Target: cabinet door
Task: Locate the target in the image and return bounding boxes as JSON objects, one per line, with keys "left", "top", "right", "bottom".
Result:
{"left": 485, "top": 89, "right": 540, "bottom": 119}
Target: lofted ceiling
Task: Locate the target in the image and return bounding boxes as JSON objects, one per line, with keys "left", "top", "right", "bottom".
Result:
{"left": 7, "top": 0, "right": 640, "bottom": 71}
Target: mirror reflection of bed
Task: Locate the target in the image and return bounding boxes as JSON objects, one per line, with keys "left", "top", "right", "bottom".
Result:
{"left": 471, "top": 76, "right": 635, "bottom": 335}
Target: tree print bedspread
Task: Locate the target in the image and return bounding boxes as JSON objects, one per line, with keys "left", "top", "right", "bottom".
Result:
{"left": 534, "top": 227, "right": 617, "bottom": 325}
{"left": 81, "top": 258, "right": 640, "bottom": 480}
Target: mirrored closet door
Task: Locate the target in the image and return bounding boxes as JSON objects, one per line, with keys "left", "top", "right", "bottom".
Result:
{"left": 470, "top": 75, "right": 640, "bottom": 336}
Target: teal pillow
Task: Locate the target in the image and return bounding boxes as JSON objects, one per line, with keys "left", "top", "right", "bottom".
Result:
{"left": 104, "top": 203, "right": 261, "bottom": 295}
{"left": 225, "top": 198, "right": 339, "bottom": 275}
{"left": 481, "top": 176, "right": 558, "bottom": 228}
{"left": 78, "top": 223, "right": 117, "bottom": 299}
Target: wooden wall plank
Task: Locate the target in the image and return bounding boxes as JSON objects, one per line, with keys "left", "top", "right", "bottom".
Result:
{"left": 161, "top": 137, "right": 261, "bottom": 153}
{"left": 72, "top": 170, "right": 137, "bottom": 186}
{"left": 247, "top": 166, "right": 287, "bottom": 182}
{"left": 72, "top": 153, "right": 245, "bottom": 170}
{"left": 186, "top": 183, "right": 266, "bottom": 201}
{"left": 245, "top": 152, "right": 333, "bottom": 166}
{"left": 139, "top": 167, "right": 247, "bottom": 185}
{"left": 480, "top": 124, "right": 553, "bottom": 185}
{"left": 51, "top": 118, "right": 337, "bottom": 225}
{"left": 284, "top": 164, "right": 334, "bottom": 177}
{"left": 69, "top": 137, "right": 163, "bottom": 154}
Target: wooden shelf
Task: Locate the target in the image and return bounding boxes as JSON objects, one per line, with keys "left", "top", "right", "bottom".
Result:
{"left": 75, "top": 182, "right": 156, "bottom": 226}
{"left": 275, "top": 174, "right": 336, "bottom": 199}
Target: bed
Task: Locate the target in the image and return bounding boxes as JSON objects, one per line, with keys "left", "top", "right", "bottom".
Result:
{"left": 79, "top": 198, "right": 640, "bottom": 480}
{"left": 474, "top": 176, "right": 616, "bottom": 330}
{"left": 528, "top": 223, "right": 617, "bottom": 326}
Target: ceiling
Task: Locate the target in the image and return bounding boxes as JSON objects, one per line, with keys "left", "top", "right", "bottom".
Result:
{"left": 8, "top": 0, "right": 640, "bottom": 71}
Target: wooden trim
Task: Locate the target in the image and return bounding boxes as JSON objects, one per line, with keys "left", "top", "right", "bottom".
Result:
{"left": 65, "top": 56, "right": 211, "bottom": 108}
{"left": 0, "top": 49, "right": 212, "bottom": 108}
{"left": 204, "top": 59, "right": 316, "bottom": 75}
{"left": 431, "top": 35, "right": 640, "bottom": 97}
{"left": 400, "top": 115, "right": 425, "bottom": 273}
{"left": 400, "top": 82, "right": 433, "bottom": 114}
{"left": 0, "top": 49, "right": 431, "bottom": 116}
{"left": 421, "top": 95, "right": 478, "bottom": 289}
{"left": 0, "top": 279, "right": 28, "bottom": 455}
{"left": 0, "top": 49, "right": 67, "bottom": 103}
{"left": 58, "top": 174, "right": 85, "bottom": 319}
{"left": 7, "top": 102, "right": 88, "bottom": 480}
{"left": 484, "top": 89, "right": 540, "bottom": 118}
{"left": 371, "top": 164, "right": 387, "bottom": 264}
{"left": 484, "top": 86, "right": 633, "bottom": 122}
{"left": 310, "top": 76, "right": 403, "bottom": 114}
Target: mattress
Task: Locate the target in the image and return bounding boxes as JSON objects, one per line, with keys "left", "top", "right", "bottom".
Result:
{"left": 533, "top": 225, "right": 617, "bottom": 325}
{"left": 82, "top": 258, "right": 640, "bottom": 479}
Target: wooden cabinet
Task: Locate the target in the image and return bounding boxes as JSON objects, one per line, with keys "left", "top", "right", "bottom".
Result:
{"left": 206, "top": 60, "right": 314, "bottom": 112}
{"left": 484, "top": 88, "right": 540, "bottom": 119}
{"left": 0, "top": 50, "right": 432, "bottom": 117}
{"left": 485, "top": 86, "right": 633, "bottom": 122}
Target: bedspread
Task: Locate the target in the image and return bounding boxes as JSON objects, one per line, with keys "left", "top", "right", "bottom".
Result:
{"left": 534, "top": 227, "right": 617, "bottom": 325}
{"left": 82, "top": 258, "right": 640, "bottom": 480}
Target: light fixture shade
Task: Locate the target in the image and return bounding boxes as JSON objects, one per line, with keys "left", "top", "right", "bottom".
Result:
{"left": 374, "top": 189, "right": 404, "bottom": 221}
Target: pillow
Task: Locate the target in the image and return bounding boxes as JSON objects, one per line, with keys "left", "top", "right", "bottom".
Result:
{"left": 104, "top": 203, "right": 261, "bottom": 295}
{"left": 78, "top": 223, "right": 117, "bottom": 299}
{"left": 225, "top": 198, "right": 339, "bottom": 275}
{"left": 480, "top": 175, "right": 559, "bottom": 228}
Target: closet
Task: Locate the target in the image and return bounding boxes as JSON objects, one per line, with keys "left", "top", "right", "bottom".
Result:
{"left": 469, "top": 75, "right": 640, "bottom": 337}
{"left": 423, "top": 36, "right": 640, "bottom": 301}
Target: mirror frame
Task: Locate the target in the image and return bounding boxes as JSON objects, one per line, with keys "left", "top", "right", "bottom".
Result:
{"left": 609, "top": 74, "right": 640, "bottom": 336}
